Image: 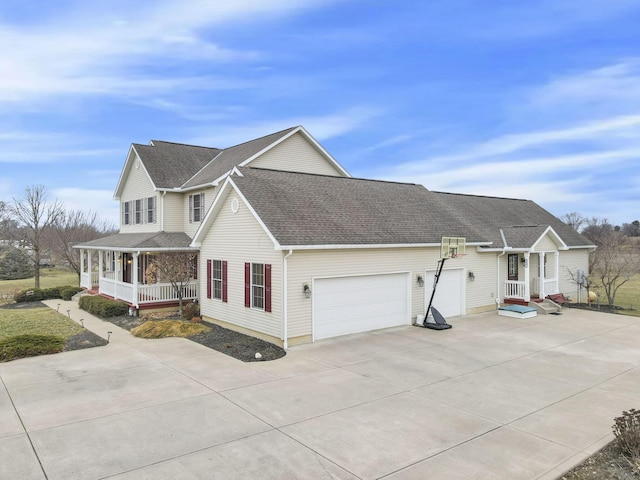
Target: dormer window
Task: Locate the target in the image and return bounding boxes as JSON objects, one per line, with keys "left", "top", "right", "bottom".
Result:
{"left": 189, "top": 193, "right": 205, "bottom": 223}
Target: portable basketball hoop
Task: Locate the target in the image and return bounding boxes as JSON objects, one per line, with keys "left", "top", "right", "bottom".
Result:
{"left": 420, "top": 237, "right": 466, "bottom": 330}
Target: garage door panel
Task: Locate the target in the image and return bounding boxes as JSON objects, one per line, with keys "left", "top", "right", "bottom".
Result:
{"left": 425, "top": 269, "right": 463, "bottom": 318}
{"left": 314, "top": 273, "right": 410, "bottom": 340}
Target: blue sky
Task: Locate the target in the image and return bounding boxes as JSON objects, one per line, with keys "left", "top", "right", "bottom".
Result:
{"left": 1, "top": 0, "right": 639, "bottom": 227}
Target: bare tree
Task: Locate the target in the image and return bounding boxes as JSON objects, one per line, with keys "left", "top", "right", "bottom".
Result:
{"left": 581, "top": 217, "right": 614, "bottom": 245}
{"left": 560, "top": 212, "right": 586, "bottom": 232}
{"left": 590, "top": 231, "right": 640, "bottom": 305}
{"left": 49, "top": 209, "right": 117, "bottom": 280}
{"left": 145, "top": 252, "right": 197, "bottom": 316}
{"left": 11, "top": 185, "right": 64, "bottom": 288}
{"left": 621, "top": 220, "right": 640, "bottom": 237}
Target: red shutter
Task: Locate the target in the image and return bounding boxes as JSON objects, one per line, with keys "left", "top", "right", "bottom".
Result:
{"left": 244, "top": 262, "right": 251, "bottom": 308}
{"left": 206, "top": 259, "right": 212, "bottom": 299}
{"left": 264, "top": 264, "right": 272, "bottom": 313}
{"left": 222, "top": 261, "right": 228, "bottom": 303}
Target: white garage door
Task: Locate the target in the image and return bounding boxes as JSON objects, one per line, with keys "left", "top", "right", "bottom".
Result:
{"left": 314, "top": 273, "right": 410, "bottom": 340}
{"left": 424, "top": 268, "right": 464, "bottom": 318}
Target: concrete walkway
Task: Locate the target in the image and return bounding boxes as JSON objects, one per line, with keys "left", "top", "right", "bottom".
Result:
{"left": 1, "top": 301, "right": 639, "bottom": 479}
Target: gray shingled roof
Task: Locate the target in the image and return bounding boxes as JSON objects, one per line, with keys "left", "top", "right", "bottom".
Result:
{"left": 133, "top": 141, "right": 221, "bottom": 189}
{"left": 429, "top": 192, "right": 593, "bottom": 248}
{"left": 231, "top": 167, "right": 481, "bottom": 246}
{"left": 182, "top": 127, "right": 298, "bottom": 188}
{"left": 76, "top": 232, "right": 195, "bottom": 250}
{"left": 228, "top": 168, "right": 593, "bottom": 248}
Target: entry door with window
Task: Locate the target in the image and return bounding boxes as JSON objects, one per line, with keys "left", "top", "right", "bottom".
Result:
{"left": 508, "top": 254, "right": 519, "bottom": 281}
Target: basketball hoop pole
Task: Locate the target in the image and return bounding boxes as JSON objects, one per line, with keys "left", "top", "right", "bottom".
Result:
{"left": 424, "top": 257, "right": 446, "bottom": 323}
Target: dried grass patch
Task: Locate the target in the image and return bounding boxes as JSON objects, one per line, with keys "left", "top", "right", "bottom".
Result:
{"left": 131, "top": 320, "right": 210, "bottom": 339}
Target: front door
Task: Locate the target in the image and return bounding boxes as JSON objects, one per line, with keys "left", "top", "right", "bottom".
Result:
{"left": 508, "top": 254, "right": 519, "bottom": 281}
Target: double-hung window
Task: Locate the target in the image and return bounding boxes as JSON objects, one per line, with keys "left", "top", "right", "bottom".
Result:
{"left": 146, "top": 197, "right": 156, "bottom": 224}
{"left": 122, "top": 201, "right": 131, "bottom": 225}
{"left": 244, "top": 263, "right": 271, "bottom": 312}
{"left": 135, "top": 199, "right": 143, "bottom": 224}
{"left": 206, "top": 259, "right": 227, "bottom": 302}
{"left": 189, "top": 193, "right": 205, "bottom": 223}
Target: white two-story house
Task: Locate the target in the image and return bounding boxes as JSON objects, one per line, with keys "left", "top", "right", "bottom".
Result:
{"left": 77, "top": 126, "right": 593, "bottom": 347}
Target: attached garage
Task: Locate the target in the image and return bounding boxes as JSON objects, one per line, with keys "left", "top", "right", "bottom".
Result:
{"left": 313, "top": 272, "right": 411, "bottom": 340}
{"left": 424, "top": 268, "right": 464, "bottom": 319}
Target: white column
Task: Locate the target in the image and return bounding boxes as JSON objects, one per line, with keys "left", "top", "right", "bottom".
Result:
{"left": 98, "top": 251, "right": 104, "bottom": 288}
{"left": 538, "top": 252, "right": 546, "bottom": 299}
{"left": 132, "top": 252, "right": 139, "bottom": 308}
{"left": 523, "top": 252, "right": 530, "bottom": 301}
{"left": 554, "top": 251, "right": 560, "bottom": 294}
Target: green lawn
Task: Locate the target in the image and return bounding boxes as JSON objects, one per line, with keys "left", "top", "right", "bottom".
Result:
{"left": 612, "top": 273, "right": 640, "bottom": 315}
{"left": 0, "top": 307, "right": 84, "bottom": 342}
{"left": 0, "top": 268, "right": 78, "bottom": 304}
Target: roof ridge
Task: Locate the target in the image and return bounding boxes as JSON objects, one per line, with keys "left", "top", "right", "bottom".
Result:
{"left": 240, "top": 166, "right": 424, "bottom": 188}
{"left": 223, "top": 126, "right": 298, "bottom": 150}
{"left": 149, "top": 140, "right": 221, "bottom": 150}
{"left": 431, "top": 191, "right": 530, "bottom": 202}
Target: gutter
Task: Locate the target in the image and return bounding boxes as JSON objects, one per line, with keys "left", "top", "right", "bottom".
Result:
{"left": 282, "top": 249, "right": 294, "bottom": 350}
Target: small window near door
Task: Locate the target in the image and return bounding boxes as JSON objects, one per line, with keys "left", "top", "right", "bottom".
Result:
{"left": 508, "top": 254, "right": 519, "bottom": 281}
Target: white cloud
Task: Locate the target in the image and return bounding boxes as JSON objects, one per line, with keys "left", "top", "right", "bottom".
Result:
{"left": 0, "top": 0, "right": 339, "bottom": 105}
{"left": 53, "top": 187, "right": 119, "bottom": 226}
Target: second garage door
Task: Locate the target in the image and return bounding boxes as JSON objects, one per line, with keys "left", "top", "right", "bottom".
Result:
{"left": 424, "top": 268, "right": 464, "bottom": 318}
{"left": 313, "top": 272, "right": 410, "bottom": 340}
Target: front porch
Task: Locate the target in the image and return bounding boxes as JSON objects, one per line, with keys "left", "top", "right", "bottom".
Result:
{"left": 79, "top": 249, "right": 198, "bottom": 308}
{"left": 503, "top": 251, "right": 560, "bottom": 303}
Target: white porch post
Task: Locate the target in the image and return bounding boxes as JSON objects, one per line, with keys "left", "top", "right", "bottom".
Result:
{"left": 524, "top": 252, "right": 530, "bottom": 301}
{"left": 98, "top": 251, "right": 103, "bottom": 288}
{"left": 554, "top": 251, "right": 560, "bottom": 294}
{"left": 80, "top": 249, "right": 85, "bottom": 275}
{"left": 538, "top": 252, "right": 546, "bottom": 299}
{"left": 87, "top": 250, "right": 93, "bottom": 285}
{"left": 132, "top": 252, "right": 139, "bottom": 308}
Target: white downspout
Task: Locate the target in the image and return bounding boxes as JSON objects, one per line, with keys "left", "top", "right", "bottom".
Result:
{"left": 282, "top": 249, "right": 293, "bottom": 350}
{"left": 497, "top": 250, "right": 506, "bottom": 308}
{"left": 161, "top": 191, "right": 166, "bottom": 231}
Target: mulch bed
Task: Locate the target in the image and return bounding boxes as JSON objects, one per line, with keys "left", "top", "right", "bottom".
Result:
{"left": 560, "top": 441, "right": 639, "bottom": 479}
{"left": 105, "top": 313, "right": 286, "bottom": 362}
{"left": 565, "top": 303, "right": 629, "bottom": 314}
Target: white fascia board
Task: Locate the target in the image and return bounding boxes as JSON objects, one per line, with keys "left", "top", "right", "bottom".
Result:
{"left": 74, "top": 245, "right": 198, "bottom": 252}
{"left": 567, "top": 244, "right": 597, "bottom": 250}
{"left": 113, "top": 145, "right": 157, "bottom": 200}
{"left": 533, "top": 226, "right": 569, "bottom": 251}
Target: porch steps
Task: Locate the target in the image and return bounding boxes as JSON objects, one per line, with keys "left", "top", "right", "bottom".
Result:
{"left": 528, "top": 299, "right": 562, "bottom": 315}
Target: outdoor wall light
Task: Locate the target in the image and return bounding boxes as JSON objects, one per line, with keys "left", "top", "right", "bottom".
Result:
{"left": 521, "top": 257, "right": 528, "bottom": 267}
{"left": 468, "top": 271, "right": 475, "bottom": 282}
{"left": 417, "top": 275, "right": 424, "bottom": 287}
{"left": 303, "top": 284, "right": 312, "bottom": 298}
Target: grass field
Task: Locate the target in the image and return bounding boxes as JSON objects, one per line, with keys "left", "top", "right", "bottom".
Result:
{"left": 0, "top": 268, "right": 78, "bottom": 303}
{"left": 0, "top": 307, "right": 84, "bottom": 341}
{"left": 610, "top": 273, "right": 640, "bottom": 315}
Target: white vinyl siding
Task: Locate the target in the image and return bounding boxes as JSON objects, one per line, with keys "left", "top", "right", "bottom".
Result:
{"left": 184, "top": 187, "right": 216, "bottom": 238}
{"left": 198, "top": 193, "right": 282, "bottom": 340}
{"left": 249, "top": 132, "right": 346, "bottom": 177}
{"left": 424, "top": 268, "right": 464, "bottom": 318}
{"left": 119, "top": 157, "right": 158, "bottom": 233}
{"left": 534, "top": 234, "right": 559, "bottom": 252}
{"left": 558, "top": 249, "right": 591, "bottom": 300}
{"left": 162, "top": 193, "right": 184, "bottom": 232}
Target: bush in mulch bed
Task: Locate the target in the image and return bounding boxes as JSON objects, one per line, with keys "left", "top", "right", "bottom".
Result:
{"left": 104, "top": 312, "right": 286, "bottom": 362}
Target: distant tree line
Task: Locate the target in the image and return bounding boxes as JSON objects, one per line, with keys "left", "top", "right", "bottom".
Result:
{"left": 561, "top": 212, "right": 640, "bottom": 306}
{"left": 0, "top": 185, "right": 116, "bottom": 287}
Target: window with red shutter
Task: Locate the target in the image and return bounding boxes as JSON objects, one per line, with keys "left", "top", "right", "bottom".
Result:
{"left": 264, "top": 264, "right": 272, "bottom": 312}
{"left": 206, "top": 259, "right": 212, "bottom": 299}
{"left": 222, "top": 261, "right": 228, "bottom": 303}
{"left": 244, "top": 263, "right": 251, "bottom": 307}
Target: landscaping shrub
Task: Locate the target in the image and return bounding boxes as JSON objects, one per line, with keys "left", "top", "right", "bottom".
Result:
{"left": 0, "top": 334, "right": 65, "bottom": 362}
{"left": 60, "top": 286, "right": 84, "bottom": 301}
{"left": 14, "top": 288, "right": 45, "bottom": 303}
{"left": 0, "top": 247, "right": 35, "bottom": 280}
{"left": 79, "top": 296, "right": 129, "bottom": 317}
{"left": 14, "top": 285, "right": 83, "bottom": 303}
{"left": 613, "top": 409, "right": 640, "bottom": 461}
{"left": 181, "top": 301, "right": 200, "bottom": 321}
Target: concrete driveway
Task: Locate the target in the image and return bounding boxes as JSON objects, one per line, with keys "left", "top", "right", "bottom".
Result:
{"left": 1, "top": 301, "right": 639, "bottom": 480}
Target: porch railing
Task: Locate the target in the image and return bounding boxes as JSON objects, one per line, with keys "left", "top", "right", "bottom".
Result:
{"left": 138, "top": 283, "right": 199, "bottom": 304}
{"left": 532, "top": 277, "right": 559, "bottom": 297}
{"left": 505, "top": 280, "right": 526, "bottom": 299}
{"left": 80, "top": 271, "right": 99, "bottom": 289}
{"left": 98, "top": 277, "right": 198, "bottom": 306}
